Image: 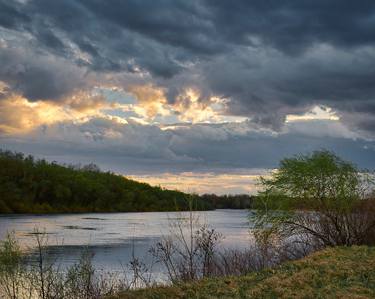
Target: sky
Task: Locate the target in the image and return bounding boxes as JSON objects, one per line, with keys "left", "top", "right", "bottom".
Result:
{"left": 1, "top": 0, "right": 375, "bottom": 194}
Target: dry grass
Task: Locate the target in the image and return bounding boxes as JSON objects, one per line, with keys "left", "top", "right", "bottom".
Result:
{"left": 109, "top": 246, "right": 375, "bottom": 299}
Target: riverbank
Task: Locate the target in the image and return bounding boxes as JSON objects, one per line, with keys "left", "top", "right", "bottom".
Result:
{"left": 0, "top": 150, "right": 253, "bottom": 214}
{"left": 110, "top": 246, "right": 375, "bottom": 299}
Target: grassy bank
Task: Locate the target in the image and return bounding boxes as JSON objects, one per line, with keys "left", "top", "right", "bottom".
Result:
{"left": 110, "top": 246, "right": 375, "bottom": 299}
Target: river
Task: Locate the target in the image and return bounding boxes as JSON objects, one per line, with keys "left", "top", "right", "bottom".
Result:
{"left": 0, "top": 209, "right": 253, "bottom": 274}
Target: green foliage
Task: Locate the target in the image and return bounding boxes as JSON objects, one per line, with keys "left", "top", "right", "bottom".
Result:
{"left": 254, "top": 150, "right": 375, "bottom": 246}
{"left": 0, "top": 150, "right": 213, "bottom": 213}
{"left": 0, "top": 232, "right": 22, "bottom": 274}
{"left": 257, "top": 150, "right": 368, "bottom": 211}
{"left": 0, "top": 232, "right": 27, "bottom": 299}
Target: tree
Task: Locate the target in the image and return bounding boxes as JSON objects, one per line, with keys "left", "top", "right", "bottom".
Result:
{"left": 0, "top": 149, "right": 214, "bottom": 213}
{"left": 254, "top": 150, "right": 375, "bottom": 247}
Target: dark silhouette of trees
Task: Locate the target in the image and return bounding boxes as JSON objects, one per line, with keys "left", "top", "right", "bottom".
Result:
{"left": 200, "top": 194, "right": 254, "bottom": 209}
{"left": 0, "top": 150, "right": 212, "bottom": 213}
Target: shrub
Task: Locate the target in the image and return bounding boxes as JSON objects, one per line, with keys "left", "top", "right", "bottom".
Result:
{"left": 0, "top": 232, "right": 27, "bottom": 299}
{"left": 254, "top": 150, "right": 375, "bottom": 247}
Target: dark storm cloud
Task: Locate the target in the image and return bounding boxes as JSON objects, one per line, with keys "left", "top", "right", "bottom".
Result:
{"left": 7, "top": 0, "right": 375, "bottom": 60}
{"left": 0, "top": 47, "right": 88, "bottom": 101}
{"left": 1, "top": 0, "right": 375, "bottom": 133}
{"left": 1, "top": 118, "right": 374, "bottom": 173}
{"left": 204, "top": 1, "right": 375, "bottom": 53}
{"left": 198, "top": 45, "right": 375, "bottom": 130}
{"left": 4, "top": 0, "right": 208, "bottom": 77}
{"left": 0, "top": 0, "right": 30, "bottom": 30}
{"left": 13, "top": 0, "right": 375, "bottom": 63}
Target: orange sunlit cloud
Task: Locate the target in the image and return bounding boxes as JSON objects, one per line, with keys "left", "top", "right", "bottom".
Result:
{"left": 0, "top": 93, "right": 113, "bottom": 135}
{"left": 127, "top": 84, "right": 170, "bottom": 119}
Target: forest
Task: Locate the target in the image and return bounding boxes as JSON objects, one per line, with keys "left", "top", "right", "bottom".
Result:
{"left": 0, "top": 150, "right": 253, "bottom": 214}
{"left": 0, "top": 150, "right": 214, "bottom": 213}
{"left": 199, "top": 193, "right": 253, "bottom": 209}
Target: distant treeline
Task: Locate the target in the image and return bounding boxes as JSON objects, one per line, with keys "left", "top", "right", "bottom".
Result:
{"left": 0, "top": 150, "right": 214, "bottom": 213}
{"left": 0, "top": 150, "right": 254, "bottom": 214}
{"left": 199, "top": 194, "right": 254, "bottom": 209}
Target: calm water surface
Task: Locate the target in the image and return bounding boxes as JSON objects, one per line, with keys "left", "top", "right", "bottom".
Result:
{"left": 0, "top": 209, "right": 253, "bottom": 273}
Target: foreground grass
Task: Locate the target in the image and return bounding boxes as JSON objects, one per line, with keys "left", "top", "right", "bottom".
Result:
{"left": 110, "top": 246, "right": 375, "bottom": 299}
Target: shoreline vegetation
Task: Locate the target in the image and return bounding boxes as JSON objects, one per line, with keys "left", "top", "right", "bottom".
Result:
{"left": 0, "top": 150, "right": 252, "bottom": 214}
{"left": 111, "top": 246, "right": 375, "bottom": 299}
{"left": 1, "top": 230, "right": 374, "bottom": 299}
{"left": 1, "top": 150, "right": 374, "bottom": 298}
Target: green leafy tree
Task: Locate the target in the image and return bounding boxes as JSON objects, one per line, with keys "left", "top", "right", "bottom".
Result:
{"left": 254, "top": 150, "right": 375, "bottom": 247}
{"left": 0, "top": 149, "right": 214, "bottom": 213}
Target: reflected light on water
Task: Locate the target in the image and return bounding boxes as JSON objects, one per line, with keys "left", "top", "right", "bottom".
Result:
{"left": 0, "top": 210, "right": 253, "bottom": 272}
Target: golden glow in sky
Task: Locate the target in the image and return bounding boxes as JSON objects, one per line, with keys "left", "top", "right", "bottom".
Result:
{"left": 286, "top": 106, "right": 339, "bottom": 122}
{"left": 128, "top": 170, "right": 270, "bottom": 195}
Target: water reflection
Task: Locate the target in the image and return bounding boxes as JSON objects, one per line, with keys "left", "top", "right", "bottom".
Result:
{"left": 0, "top": 209, "right": 253, "bottom": 272}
